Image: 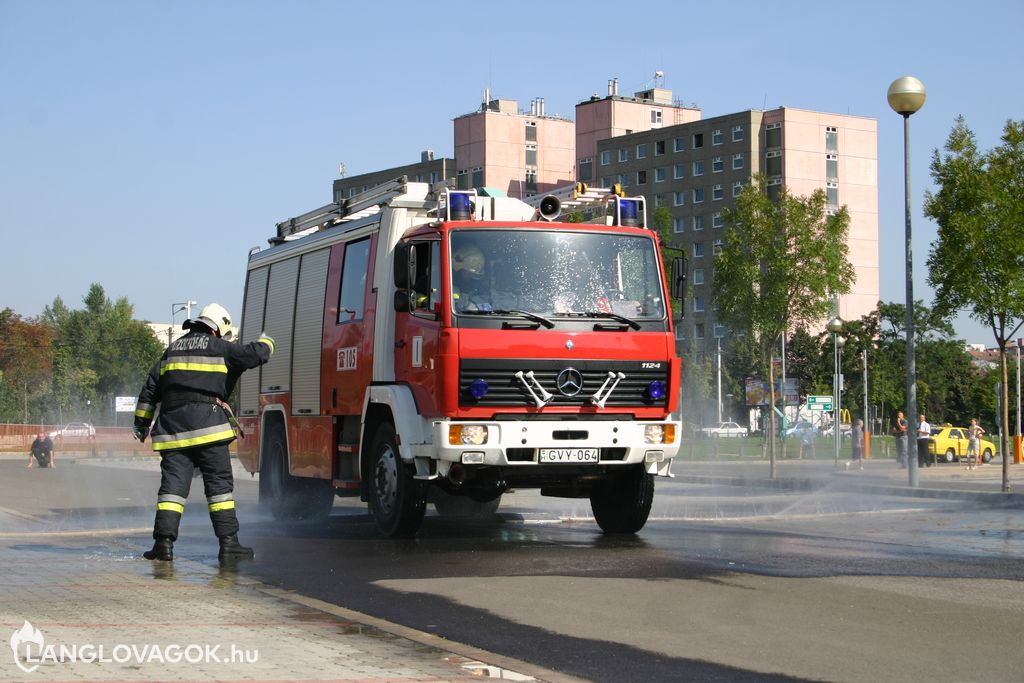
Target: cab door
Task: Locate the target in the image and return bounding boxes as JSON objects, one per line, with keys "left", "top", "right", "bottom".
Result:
{"left": 394, "top": 239, "right": 442, "bottom": 416}
{"left": 322, "top": 233, "right": 377, "bottom": 416}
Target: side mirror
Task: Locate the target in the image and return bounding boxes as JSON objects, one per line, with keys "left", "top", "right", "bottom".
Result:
{"left": 393, "top": 290, "right": 411, "bottom": 313}
{"left": 671, "top": 256, "right": 687, "bottom": 305}
{"left": 393, "top": 243, "right": 416, "bottom": 289}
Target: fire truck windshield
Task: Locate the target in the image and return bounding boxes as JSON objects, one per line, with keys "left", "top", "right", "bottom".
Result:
{"left": 450, "top": 229, "right": 666, "bottom": 320}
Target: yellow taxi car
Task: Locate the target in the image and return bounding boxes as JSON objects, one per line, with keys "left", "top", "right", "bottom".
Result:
{"left": 929, "top": 425, "right": 996, "bottom": 463}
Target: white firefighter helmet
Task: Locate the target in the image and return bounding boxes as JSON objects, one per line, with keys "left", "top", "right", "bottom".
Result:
{"left": 190, "top": 303, "right": 236, "bottom": 341}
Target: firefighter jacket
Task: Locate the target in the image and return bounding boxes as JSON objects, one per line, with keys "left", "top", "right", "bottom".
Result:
{"left": 134, "top": 330, "right": 274, "bottom": 452}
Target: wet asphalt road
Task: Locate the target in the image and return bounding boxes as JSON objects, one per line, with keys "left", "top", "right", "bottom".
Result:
{"left": 3, "top": 459, "right": 1023, "bottom": 682}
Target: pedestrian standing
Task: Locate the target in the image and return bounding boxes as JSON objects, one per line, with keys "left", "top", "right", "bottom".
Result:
{"left": 916, "top": 414, "right": 932, "bottom": 468}
{"left": 846, "top": 419, "right": 865, "bottom": 470}
{"left": 965, "top": 418, "right": 985, "bottom": 470}
{"left": 133, "top": 303, "right": 274, "bottom": 562}
{"left": 893, "top": 411, "right": 908, "bottom": 468}
{"left": 27, "top": 432, "right": 55, "bottom": 468}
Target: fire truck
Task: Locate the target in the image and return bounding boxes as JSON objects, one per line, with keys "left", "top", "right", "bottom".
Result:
{"left": 235, "top": 178, "right": 685, "bottom": 537}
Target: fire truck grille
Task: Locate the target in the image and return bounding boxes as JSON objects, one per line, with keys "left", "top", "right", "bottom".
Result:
{"left": 459, "top": 359, "right": 669, "bottom": 407}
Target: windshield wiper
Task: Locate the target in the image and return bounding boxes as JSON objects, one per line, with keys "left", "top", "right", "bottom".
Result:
{"left": 584, "top": 310, "right": 642, "bottom": 330}
{"left": 460, "top": 309, "right": 555, "bottom": 329}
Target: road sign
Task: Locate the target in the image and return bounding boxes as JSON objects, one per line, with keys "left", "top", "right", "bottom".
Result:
{"left": 808, "top": 395, "right": 833, "bottom": 411}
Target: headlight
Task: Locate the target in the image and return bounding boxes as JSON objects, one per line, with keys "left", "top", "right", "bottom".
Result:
{"left": 449, "top": 424, "right": 488, "bottom": 446}
{"left": 644, "top": 424, "right": 676, "bottom": 444}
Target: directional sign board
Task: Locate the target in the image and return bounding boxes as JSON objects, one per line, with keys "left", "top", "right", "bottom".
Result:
{"left": 806, "top": 395, "right": 831, "bottom": 411}
{"left": 807, "top": 395, "right": 833, "bottom": 411}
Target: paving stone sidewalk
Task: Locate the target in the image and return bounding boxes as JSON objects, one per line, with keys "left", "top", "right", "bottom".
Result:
{"left": 0, "top": 534, "right": 560, "bottom": 682}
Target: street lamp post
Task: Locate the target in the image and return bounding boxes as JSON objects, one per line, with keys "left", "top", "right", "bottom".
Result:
{"left": 888, "top": 75, "right": 926, "bottom": 487}
{"left": 828, "top": 316, "right": 844, "bottom": 466}
{"left": 170, "top": 300, "right": 197, "bottom": 346}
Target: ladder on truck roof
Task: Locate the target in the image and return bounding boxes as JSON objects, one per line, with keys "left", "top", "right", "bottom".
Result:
{"left": 272, "top": 176, "right": 436, "bottom": 244}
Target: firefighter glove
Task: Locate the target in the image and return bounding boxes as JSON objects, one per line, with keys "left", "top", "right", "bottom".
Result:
{"left": 132, "top": 425, "right": 149, "bottom": 443}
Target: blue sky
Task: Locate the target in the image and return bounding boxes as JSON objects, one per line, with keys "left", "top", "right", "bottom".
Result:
{"left": 1, "top": 0, "right": 1021, "bottom": 345}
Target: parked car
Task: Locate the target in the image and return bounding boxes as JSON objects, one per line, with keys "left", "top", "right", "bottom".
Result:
{"left": 49, "top": 422, "right": 96, "bottom": 439}
{"left": 784, "top": 421, "right": 816, "bottom": 438}
{"left": 700, "top": 421, "right": 749, "bottom": 438}
{"left": 820, "top": 423, "right": 852, "bottom": 437}
{"left": 929, "top": 425, "right": 996, "bottom": 463}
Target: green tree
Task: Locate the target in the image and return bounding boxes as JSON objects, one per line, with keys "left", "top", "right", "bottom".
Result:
{"left": 715, "top": 177, "right": 856, "bottom": 474}
{"left": 0, "top": 309, "right": 54, "bottom": 423}
{"left": 924, "top": 118, "right": 1024, "bottom": 491}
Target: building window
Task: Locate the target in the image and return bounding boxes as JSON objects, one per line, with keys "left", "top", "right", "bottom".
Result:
{"left": 457, "top": 169, "right": 470, "bottom": 190}
{"left": 693, "top": 268, "right": 705, "bottom": 285}
{"left": 712, "top": 184, "right": 723, "bottom": 201}
{"left": 827, "top": 180, "right": 838, "bottom": 206}
{"left": 619, "top": 148, "right": 628, "bottom": 162}
{"left": 712, "top": 239, "right": 724, "bottom": 255}
{"left": 525, "top": 123, "right": 537, "bottom": 142}
{"left": 693, "top": 214, "right": 704, "bottom": 231}
{"left": 600, "top": 150, "right": 611, "bottom": 165}
{"left": 826, "top": 153, "right": 838, "bottom": 180}
{"left": 651, "top": 109, "right": 663, "bottom": 125}
{"left": 348, "top": 187, "right": 357, "bottom": 198}
{"left": 655, "top": 140, "right": 666, "bottom": 156}
{"left": 674, "top": 163, "right": 685, "bottom": 179}
{"left": 732, "top": 125, "right": 744, "bottom": 142}
{"left": 524, "top": 170, "right": 536, "bottom": 193}
{"left": 733, "top": 153, "right": 744, "bottom": 170}
{"left": 525, "top": 144, "right": 538, "bottom": 167}
{"left": 766, "top": 122, "right": 782, "bottom": 148}
{"left": 637, "top": 170, "right": 647, "bottom": 185}
{"left": 674, "top": 137, "right": 685, "bottom": 152}
{"left": 694, "top": 295, "right": 705, "bottom": 313}
{"left": 600, "top": 177, "right": 611, "bottom": 187}
{"left": 732, "top": 181, "right": 744, "bottom": 197}
{"left": 653, "top": 194, "right": 664, "bottom": 208}
{"left": 617, "top": 174, "right": 627, "bottom": 187}
{"left": 693, "top": 160, "right": 704, "bottom": 176}
{"left": 673, "top": 217, "right": 685, "bottom": 233}
{"left": 766, "top": 151, "right": 782, "bottom": 177}
{"left": 693, "top": 187, "right": 705, "bottom": 203}
{"left": 430, "top": 171, "right": 439, "bottom": 184}
{"left": 636, "top": 143, "right": 648, "bottom": 159}
{"left": 712, "top": 156, "right": 724, "bottom": 173}
{"left": 767, "top": 178, "right": 782, "bottom": 200}
{"left": 693, "top": 242, "right": 705, "bottom": 258}
{"left": 579, "top": 158, "right": 593, "bottom": 182}
{"left": 472, "top": 167, "right": 484, "bottom": 187}
{"left": 655, "top": 167, "right": 666, "bottom": 183}
{"left": 826, "top": 126, "right": 838, "bottom": 153}
{"left": 695, "top": 323, "right": 705, "bottom": 339}
{"left": 693, "top": 133, "right": 704, "bottom": 149}
{"left": 712, "top": 129, "right": 723, "bottom": 145}
{"left": 673, "top": 191, "right": 685, "bottom": 207}
{"left": 712, "top": 211, "right": 724, "bottom": 228}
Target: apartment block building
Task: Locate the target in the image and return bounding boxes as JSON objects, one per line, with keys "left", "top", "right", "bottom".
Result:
{"left": 453, "top": 95, "right": 575, "bottom": 199}
{"left": 594, "top": 107, "right": 879, "bottom": 347}
{"left": 332, "top": 152, "right": 454, "bottom": 203}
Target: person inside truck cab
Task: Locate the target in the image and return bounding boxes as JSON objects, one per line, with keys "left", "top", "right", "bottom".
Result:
{"left": 451, "top": 243, "right": 491, "bottom": 312}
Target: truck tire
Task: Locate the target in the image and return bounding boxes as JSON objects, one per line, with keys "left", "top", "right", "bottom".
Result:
{"left": 432, "top": 489, "right": 502, "bottom": 519}
{"left": 260, "top": 426, "right": 334, "bottom": 522}
{"left": 590, "top": 466, "right": 655, "bottom": 534}
{"left": 368, "top": 423, "right": 425, "bottom": 537}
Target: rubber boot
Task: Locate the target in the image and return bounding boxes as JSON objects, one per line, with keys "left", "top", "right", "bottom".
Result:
{"left": 143, "top": 537, "right": 174, "bottom": 561}
{"left": 218, "top": 534, "right": 254, "bottom": 560}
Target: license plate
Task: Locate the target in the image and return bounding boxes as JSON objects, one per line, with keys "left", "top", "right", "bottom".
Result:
{"left": 538, "top": 448, "right": 599, "bottom": 463}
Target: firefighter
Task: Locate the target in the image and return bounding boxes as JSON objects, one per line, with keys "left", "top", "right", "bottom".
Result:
{"left": 27, "top": 432, "right": 54, "bottom": 468}
{"left": 451, "top": 243, "right": 489, "bottom": 311}
{"left": 133, "top": 303, "right": 274, "bottom": 562}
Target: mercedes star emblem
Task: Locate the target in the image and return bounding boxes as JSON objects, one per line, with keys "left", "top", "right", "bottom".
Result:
{"left": 556, "top": 368, "right": 584, "bottom": 397}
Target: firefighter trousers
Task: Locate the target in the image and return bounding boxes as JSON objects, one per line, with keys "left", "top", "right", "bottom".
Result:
{"left": 152, "top": 442, "right": 238, "bottom": 541}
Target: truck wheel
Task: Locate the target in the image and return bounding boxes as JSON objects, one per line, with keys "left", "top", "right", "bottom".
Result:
{"left": 260, "top": 427, "right": 305, "bottom": 521}
{"left": 590, "top": 466, "right": 655, "bottom": 534}
{"left": 432, "top": 489, "right": 502, "bottom": 519}
{"left": 982, "top": 449, "right": 993, "bottom": 463}
{"left": 368, "top": 423, "right": 425, "bottom": 537}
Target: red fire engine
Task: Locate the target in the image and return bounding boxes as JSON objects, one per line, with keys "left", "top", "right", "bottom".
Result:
{"left": 235, "top": 179, "right": 685, "bottom": 536}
